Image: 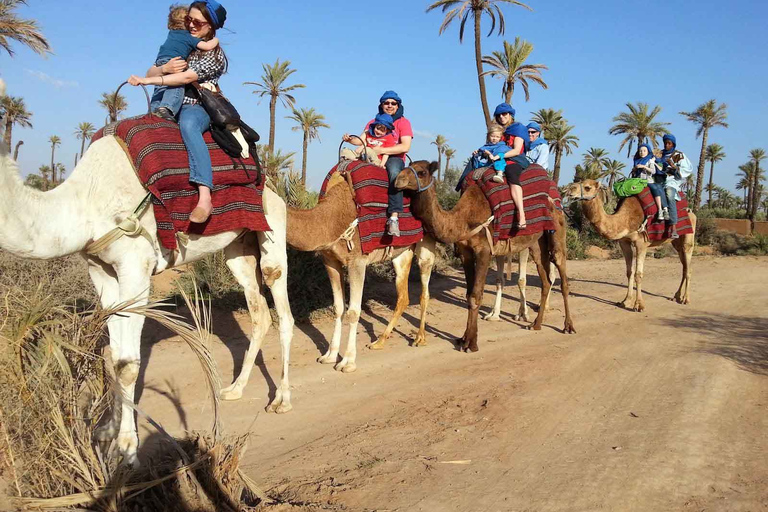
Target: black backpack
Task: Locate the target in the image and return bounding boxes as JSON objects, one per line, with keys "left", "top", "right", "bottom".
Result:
{"left": 210, "top": 121, "right": 263, "bottom": 185}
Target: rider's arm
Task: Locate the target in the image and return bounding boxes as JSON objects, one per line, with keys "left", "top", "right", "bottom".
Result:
{"left": 146, "top": 57, "right": 187, "bottom": 77}
{"left": 379, "top": 135, "right": 412, "bottom": 155}
{"left": 130, "top": 69, "right": 199, "bottom": 87}
{"left": 500, "top": 137, "right": 524, "bottom": 159}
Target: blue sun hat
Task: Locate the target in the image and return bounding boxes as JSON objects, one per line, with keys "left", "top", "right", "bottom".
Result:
{"left": 202, "top": 0, "right": 227, "bottom": 29}
{"left": 379, "top": 90, "right": 402, "bottom": 104}
{"left": 494, "top": 103, "right": 515, "bottom": 118}
{"left": 369, "top": 113, "right": 395, "bottom": 136}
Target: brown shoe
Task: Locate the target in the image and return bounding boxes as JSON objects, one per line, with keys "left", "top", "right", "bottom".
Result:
{"left": 189, "top": 206, "right": 211, "bottom": 224}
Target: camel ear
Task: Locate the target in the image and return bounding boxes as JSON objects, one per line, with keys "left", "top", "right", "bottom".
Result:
{"left": 428, "top": 161, "right": 439, "bottom": 175}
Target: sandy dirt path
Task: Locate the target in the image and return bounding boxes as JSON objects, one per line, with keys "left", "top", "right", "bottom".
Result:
{"left": 137, "top": 255, "right": 768, "bottom": 511}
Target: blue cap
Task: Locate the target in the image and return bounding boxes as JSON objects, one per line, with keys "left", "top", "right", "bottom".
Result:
{"left": 372, "top": 113, "right": 394, "bottom": 131}
{"left": 663, "top": 134, "right": 676, "bottom": 148}
{"left": 527, "top": 122, "right": 542, "bottom": 132}
{"left": 379, "top": 90, "right": 402, "bottom": 104}
{"left": 494, "top": 103, "right": 515, "bottom": 117}
{"left": 202, "top": 0, "right": 227, "bottom": 29}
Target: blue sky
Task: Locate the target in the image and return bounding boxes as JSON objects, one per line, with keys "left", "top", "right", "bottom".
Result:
{"left": 2, "top": 0, "right": 767, "bottom": 193}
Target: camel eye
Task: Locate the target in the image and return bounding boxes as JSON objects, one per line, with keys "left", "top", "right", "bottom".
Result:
{"left": 585, "top": 186, "right": 592, "bottom": 191}
{"left": 418, "top": 171, "right": 426, "bottom": 177}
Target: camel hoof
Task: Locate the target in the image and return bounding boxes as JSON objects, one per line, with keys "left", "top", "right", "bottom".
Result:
{"left": 528, "top": 322, "right": 542, "bottom": 331}
{"left": 619, "top": 301, "right": 633, "bottom": 309}
{"left": 220, "top": 385, "right": 243, "bottom": 401}
{"left": 117, "top": 433, "right": 140, "bottom": 469}
{"left": 483, "top": 313, "right": 501, "bottom": 322}
{"left": 369, "top": 337, "right": 387, "bottom": 350}
{"left": 633, "top": 303, "right": 645, "bottom": 312}
{"left": 317, "top": 354, "right": 337, "bottom": 364}
{"left": 563, "top": 322, "right": 576, "bottom": 334}
{"left": 335, "top": 359, "right": 357, "bottom": 373}
{"left": 267, "top": 401, "right": 293, "bottom": 414}
{"left": 412, "top": 334, "right": 428, "bottom": 347}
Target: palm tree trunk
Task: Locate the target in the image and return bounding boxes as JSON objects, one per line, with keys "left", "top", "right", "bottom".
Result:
{"left": 445, "top": 156, "right": 452, "bottom": 178}
{"left": 80, "top": 137, "right": 86, "bottom": 158}
{"left": 437, "top": 151, "right": 442, "bottom": 182}
{"left": 13, "top": 141, "right": 23, "bottom": 160}
{"left": 301, "top": 130, "right": 308, "bottom": 186}
{"left": 707, "top": 160, "right": 715, "bottom": 207}
{"left": 473, "top": 11, "right": 492, "bottom": 128}
{"left": 268, "top": 95, "right": 277, "bottom": 155}
{"left": 693, "top": 129, "right": 708, "bottom": 211}
{"left": 552, "top": 148, "right": 563, "bottom": 185}
{"left": 50, "top": 145, "right": 55, "bottom": 185}
{"left": 504, "top": 81, "right": 514, "bottom": 105}
{"left": 4, "top": 119, "right": 12, "bottom": 147}
{"left": 749, "top": 166, "right": 760, "bottom": 233}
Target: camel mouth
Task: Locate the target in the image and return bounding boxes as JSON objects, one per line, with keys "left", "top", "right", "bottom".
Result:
{"left": 393, "top": 175, "right": 415, "bottom": 191}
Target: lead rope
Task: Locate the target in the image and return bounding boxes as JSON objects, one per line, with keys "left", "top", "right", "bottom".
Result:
{"left": 86, "top": 192, "right": 154, "bottom": 255}
{"left": 459, "top": 215, "right": 496, "bottom": 254}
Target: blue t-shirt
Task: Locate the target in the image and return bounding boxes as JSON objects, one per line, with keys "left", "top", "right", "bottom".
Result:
{"left": 156, "top": 30, "right": 202, "bottom": 64}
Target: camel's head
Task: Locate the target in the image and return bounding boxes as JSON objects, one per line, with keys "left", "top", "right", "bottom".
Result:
{"left": 562, "top": 179, "right": 605, "bottom": 204}
{"left": 394, "top": 160, "right": 437, "bottom": 192}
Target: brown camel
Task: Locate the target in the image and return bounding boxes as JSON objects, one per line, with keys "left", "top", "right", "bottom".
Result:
{"left": 286, "top": 173, "right": 436, "bottom": 373}
{"left": 562, "top": 180, "right": 696, "bottom": 311}
{"left": 395, "top": 161, "right": 575, "bottom": 353}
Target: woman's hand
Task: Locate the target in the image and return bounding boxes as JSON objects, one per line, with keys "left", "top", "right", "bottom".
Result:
{"left": 160, "top": 57, "right": 187, "bottom": 74}
{"left": 127, "top": 75, "right": 148, "bottom": 86}
{"left": 342, "top": 133, "right": 351, "bottom": 143}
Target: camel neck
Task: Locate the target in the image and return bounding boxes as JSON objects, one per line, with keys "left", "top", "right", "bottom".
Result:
{"left": 580, "top": 195, "right": 643, "bottom": 240}
{"left": 285, "top": 183, "right": 357, "bottom": 251}
{"left": 409, "top": 185, "right": 481, "bottom": 244}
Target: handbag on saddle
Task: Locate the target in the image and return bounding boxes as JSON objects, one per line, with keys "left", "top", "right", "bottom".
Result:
{"left": 191, "top": 81, "right": 240, "bottom": 128}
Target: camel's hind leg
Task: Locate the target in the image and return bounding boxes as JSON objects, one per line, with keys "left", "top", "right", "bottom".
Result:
{"left": 336, "top": 259, "right": 367, "bottom": 373}
{"left": 673, "top": 234, "right": 694, "bottom": 304}
{"left": 528, "top": 237, "right": 553, "bottom": 331}
{"left": 318, "top": 256, "right": 345, "bottom": 365}
{"left": 483, "top": 254, "right": 506, "bottom": 322}
{"left": 371, "top": 249, "right": 414, "bottom": 350}
{"left": 632, "top": 242, "right": 649, "bottom": 312}
{"left": 413, "top": 239, "right": 436, "bottom": 347}
{"left": 549, "top": 239, "right": 575, "bottom": 334}
{"left": 618, "top": 239, "right": 636, "bottom": 308}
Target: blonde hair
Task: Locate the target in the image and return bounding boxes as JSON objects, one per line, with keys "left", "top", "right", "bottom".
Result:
{"left": 487, "top": 124, "right": 504, "bottom": 142}
{"left": 168, "top": 4, "right": 189, "bottom": 30}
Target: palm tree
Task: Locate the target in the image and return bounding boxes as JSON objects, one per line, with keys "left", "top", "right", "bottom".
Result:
{"left": 12, "top": 139, "right": 22, "bottom": 160}
{"left": 244, "top": 59, "right": 305, "bottom": 155}
{"left": 748, "top": 148, "right": 766, "bottom": 230}
{"left": 53, "top": 162, "right": 66, "bottom": 184}
{"left": 426, "top": 0, "right": 533, "bottom": 127}
{"left": 99, "top": 91, "right": 128, "bottom": 124}
{"left": 431, "top": 134, "right": 448, "bottom": 181}
{"left": 481, "top": 37, "right": 547, "bottom": 104}
{"left": 737, "top": 162, "right": 755, "bottom": 213}
{"left": 444, "top": 147, "right": 457, "bottom": 175}
{"left": 49, "top": 135, "right": 60, "bottom": 184}
{"left": 0, "top": 0, "right": 51, "bottom": 57}
{"left": 74, "top": 121, "right": 96, "bottom": 158}
{"left": 682, "top": 174, "right": 695, "bottom": 197}
{"left": 257, "top": 145, "right": 295, "bottom": 181}
{"left": 609, "top": 102, "right": 669, "bottom": 159}
{"left": 286, "top": 107, "right": 329, "bottom": 186}
{"left": 547, "top": 121, "right": 579, "bottom": 185}
{"left": 680, "top": 99, "right": 728, "bottom": 211}
{"left": 531, "top": 108, "right": 563, "bottom": 139}
{"left": 37, "top": 164, "right": 51, "bottom": 190}
{"left": 599, "top": 159, "right": 626, "bottom": 192}
{"left": 704, "top": 143, "right": 726, "bottom": 208}
{"left": 582, "top": 147, "right": 610, "bottom": 176}
{"left": 1, "top": 95, "right": 32, "bottom": 147}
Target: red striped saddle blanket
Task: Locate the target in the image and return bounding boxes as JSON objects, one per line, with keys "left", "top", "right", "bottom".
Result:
{"left": 633, "top": 188, "right": 694, "bottom": 240}
{"left": 319, "top": 160, "right": 423, "bottom": 254}
{"left": 92, "top": 115, "right": 269, "bottom": 250}
{"left": 461, "top": 164, "right": 560, "bottom": 243}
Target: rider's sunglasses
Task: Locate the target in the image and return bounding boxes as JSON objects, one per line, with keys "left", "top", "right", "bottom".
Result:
{"left": 185, "top": 16, "right": 209, "bottom": 30}
{"left": 528, "top": 130, "right": 538, "bottom": 134}
{"left": 381, "top": 101, "right": 399, "bottom": 106}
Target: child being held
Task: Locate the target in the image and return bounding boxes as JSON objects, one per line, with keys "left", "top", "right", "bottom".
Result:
{"left": 150, "top": 4, "right": 220, "bottom": 120}
{"left": 456, "top": 125, "right": 511, "bottom": 191}
{"left": 341, "top": 114, "right": 397, "bottom": 168}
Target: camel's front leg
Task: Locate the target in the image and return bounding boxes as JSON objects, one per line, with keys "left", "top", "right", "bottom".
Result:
{"left": 482, "top": 255, "right": 506, "bottom": 322}
{"left": 618, "top": 239, "right": 636, "bottom": 308}
{"left": 318, "top": 256, "right": 344, "bottom": 365}
{"left": 633, "top": 242, "right": 649, "bottom": 312}
{"left": 413, "top": 240, "right": 436, "bottom": 347}
{"left": 672, "top": 236, "right": 694, "bottom": 304}
{"left": 371, "top": 249, "right": 414, "bottom": 350}
{"left": 464, "top": 247, "right": 492, "bottom": 352}
{"left": 516, "top": 248, "right": 532, "bottom": 321}
{"left": 336, "top": 260, "right": 366, "bottom": 373}
{"left": 549, "top": 241, "right": 576, "bottom": 334}
{"left": 256, "top": 230, "right": 294, "bottom": 414}
{"left": 529, "top": 239, "right": 553, "bottom": 331}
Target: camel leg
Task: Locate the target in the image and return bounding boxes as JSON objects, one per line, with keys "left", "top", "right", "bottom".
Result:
{"left": 218, "top": 244, "right": 270, "bottom": 399}
{"left": 516, "top": 248, "right": 532, "bottom": 321}
{"left": 673, "top": 235, "right": 694, "bottom": 304}
{"left": 505, "top": 254, "right": 513, "bottom": 281}
{"left": 463, "top": 246, "right": 492, "bottom": 352}
{"left": 456, "top": 242, "right": 475, "bottom": 348}
{"left": 633, "top": 242, "right": 649, "bottom": 312}
{"left": 256, "top": 229, "right": 294, "bottom": 414}
{"left": 371, "top": 249, "right": 414, "bottom": 350}
{"left": 618, "top": 239, "right": 636, "bottom": 308}
{"left": 549, "top": 239, "right": 576, "bottom": 334}
{"left": 413, "top": 241, "right": 436, "bottom": 347}
{"left": 336, "top": 260, "right": 366, "bottom": 373}
{"left": 318, "top": 256, "right": 345, "bottom": 365}
{"left": 529, "top": 238, "right": 553, "bottom": 331}
{"left": 482, "top": 255, "right": 506, "bottom": 322}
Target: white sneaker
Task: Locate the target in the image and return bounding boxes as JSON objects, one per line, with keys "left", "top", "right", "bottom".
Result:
{"left": 387, "top": 217, "right": 400, "bottom": 237}
{"left": 491, "top": 172, "right": 505, "bottom": 183}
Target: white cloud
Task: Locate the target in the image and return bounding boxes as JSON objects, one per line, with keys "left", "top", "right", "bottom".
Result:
{"left": 25, "top": 69, "right": 79, "bottom": 89}
{"left": 413, "top": 129, "right": 437, "bottom": 140}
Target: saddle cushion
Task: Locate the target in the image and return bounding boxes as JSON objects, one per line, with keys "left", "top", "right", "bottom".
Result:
{"left": 92, "top": 115, "right": 269, "bottom": 250}
{"left": 461, "top": 164, "right": 560, "bottom": 243}
{"left": 635, "top": 188, "right": 694, "bottom": 240}
{"left": 319, "top": 160, "right": 423, "bottom": 254}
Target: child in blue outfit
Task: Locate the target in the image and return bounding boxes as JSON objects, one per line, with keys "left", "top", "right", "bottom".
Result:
{"left": 150, "top": 5, "right": 220, "bottom": 120}
{"left": 456, "top": 125, "right": 511, "bottom": 191}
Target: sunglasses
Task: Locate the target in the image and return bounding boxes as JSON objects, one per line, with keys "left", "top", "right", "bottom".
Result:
{"left": 381, "top": 101, "right": 399, "bottom": 106}
{"left": 185, "top": 15, "right": 209, "bottom": 30}
{"left": 528, "top": 130, "right": 539, "bottom": 134}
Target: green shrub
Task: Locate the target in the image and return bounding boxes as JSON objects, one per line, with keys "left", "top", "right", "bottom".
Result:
{"left": 695, "top": 216, "right": 718, "bottom": 246}
{"left": 566, "top": 228, "right": 587, "bottom": 260}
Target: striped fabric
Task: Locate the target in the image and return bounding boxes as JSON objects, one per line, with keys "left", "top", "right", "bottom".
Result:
{"left": 92, "top": 115, "right": 269, "bottom": 250}
{"left": 462, "top": 164, "right": 559, "bottom": 243}
{"left": 634, "top": 188, "right": 694, "bottom": 240}
{"left": 319, "top": 160, "right": 423, "bottom": 254}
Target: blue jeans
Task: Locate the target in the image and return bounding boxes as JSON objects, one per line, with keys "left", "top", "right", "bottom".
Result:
{"left": 665, "top": 187, "right": 678, "bottom": 225}
{"left": 647, "top": 183, "right": 668, "bottom": 209}
{"left": 179, "top": 103, "right": 213, "bottom": 189}
{"left": 150, "top": 57, "right": 185, "bottom": 116}
{"left": 385, "top": 157, "right": 405, "bottom": 214}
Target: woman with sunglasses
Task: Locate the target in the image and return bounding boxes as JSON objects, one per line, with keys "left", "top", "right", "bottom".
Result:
{"left": 128, "top": 0, "right": 228, "bottom": 224}
{"left": 492, "top": 103, "right": 515, "bottom": 129}
{"left": 343, "top": 90, "right": 413, "bottom": 237}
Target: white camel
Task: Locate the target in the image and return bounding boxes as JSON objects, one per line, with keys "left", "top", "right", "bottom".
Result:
{"left": 0, "top": 106, "right": 294, "bottom": 465}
